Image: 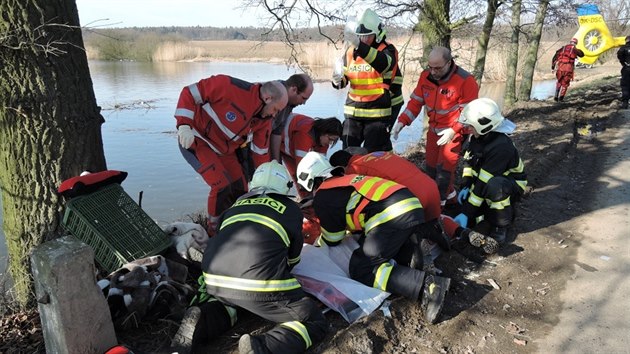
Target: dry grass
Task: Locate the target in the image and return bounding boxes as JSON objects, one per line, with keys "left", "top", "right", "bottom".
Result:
{"left": 86, "top": 36, "right": 613, "bottom": 87}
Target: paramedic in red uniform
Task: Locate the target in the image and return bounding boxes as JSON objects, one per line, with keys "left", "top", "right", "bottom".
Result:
{"left": 174, "top": 75, "right": 287, "bottom": 234}
{"left": 391, "top": 46, "right": 479, "bottom": 208}
{"left": 279, "top": 114, "right": 342, "bottom": 198}
{"left": 552, "top": 38, "right": 585, "bottom": 102}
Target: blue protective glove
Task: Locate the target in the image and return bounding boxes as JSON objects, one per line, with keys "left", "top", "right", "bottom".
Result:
{"left": 457, "top": 187, "right": 470, "bottom": 205}
{"left": 454, "top": 213, "right": 468, "bottom": 228}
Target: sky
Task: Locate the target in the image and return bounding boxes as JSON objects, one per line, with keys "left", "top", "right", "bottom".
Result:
{"left": 75, "top": 0, "right": 265, "bottom": 28}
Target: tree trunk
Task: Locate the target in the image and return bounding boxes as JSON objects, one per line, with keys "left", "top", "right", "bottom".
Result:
{"left": 416, "top": 0, "right": 452, "bottom": 64}
{"left": 517, "top": 0, "right": 550, "bottom": 102}
{"left": 504, "top": 0, "right": 523, "bottom": 107}
{"left": 0, "top": 0, "right": 106, "bottom": 308}
{"left": 473, "top": 0, "right": 501, "bottom": 84}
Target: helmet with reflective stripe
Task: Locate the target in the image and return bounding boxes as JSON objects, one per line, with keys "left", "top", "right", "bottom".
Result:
{"left": 249, "top": 160, "right": 293, "bottom": 196}
{"left": 297, "top": 152, "right": 338, "bottom": 192}
{"left": 459, "top": 98, "right": 505, "bottom": 135}
{"left": 355, "top": 8, "right": 385, "bottom": 43}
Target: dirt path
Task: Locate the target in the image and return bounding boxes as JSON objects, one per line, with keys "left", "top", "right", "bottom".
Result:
{"left": 540, "top": 109, "right": 630, "bottom": 353}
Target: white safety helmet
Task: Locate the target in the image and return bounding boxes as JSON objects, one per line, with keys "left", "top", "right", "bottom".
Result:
{"left": 459, "top": 98, "right": 505, "bottom": 135}
{"left": 249, "top": 161, "right": 294, "bottom": 196}
{"left": 296, "top": 152, "right": 338, "bottom": 192}
{"left": 355, "top": 8, "right": 385, "bottom": 43}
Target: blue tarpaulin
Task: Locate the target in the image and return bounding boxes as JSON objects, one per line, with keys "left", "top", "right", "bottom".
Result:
{"left": 577, "top": 4, "right": 599, "bottom": 16}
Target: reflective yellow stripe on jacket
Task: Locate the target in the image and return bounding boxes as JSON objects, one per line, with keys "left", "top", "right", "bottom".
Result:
{"left": 220, "top": 213, "right": 290, "bottom": 247}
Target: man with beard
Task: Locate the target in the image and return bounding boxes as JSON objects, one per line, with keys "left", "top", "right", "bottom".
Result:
{"left": 269, "top": 73, "right": 314, "bottom": 162}
{"left": 391, "top": 46, "right": 479, "bottom": 209}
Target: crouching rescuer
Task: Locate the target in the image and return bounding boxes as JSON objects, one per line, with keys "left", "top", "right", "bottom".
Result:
{"left": 453, "top": 98, "right": 527, "bottom": 244}
{"left": 171, "top": 161, "right": 327, "bottom": 354}
{"left": 296, "top": 152, "right": 451, "bottom": 324}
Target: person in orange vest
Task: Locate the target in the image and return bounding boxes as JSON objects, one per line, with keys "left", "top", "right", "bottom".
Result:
{"left": 175, "top": 76, "right": 288, "bottom": 235}
{"left": 296, "top": 152, "right": 451, "bottom": 324}
{"left": 552, "top": 38, "right": 585, "bottom": 102}
{"left": 332, "top": 8, "right": 403, "bottom": 152}
{"left": 391, "top": 46, "right": 479, "bottom": 208}
{"left": 279, "top": 114, "right": 342, "bottom": 199}
{"left": 329, "top": 149, "right": 499, "bottom": 254}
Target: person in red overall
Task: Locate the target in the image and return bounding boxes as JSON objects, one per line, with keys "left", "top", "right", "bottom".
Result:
{"left": 552, "top": 38, "right": 585, "bottom": 102}
{"left": 391, "top": 46, "right": 479, "bottom": 208}
{"left": 174, "top": 75, "right": 288, "bottom": 234}
{"left": 279, "top": 114, "right": 342, "bottom": 199}
{"left": 332, "top": 8, "right": 404, "bottom": 152}
{"left": 296, "top": 152, "right": 451, "bottom": 324}
{"left": 329, "top": 149, "right": 499, "bottom": 254}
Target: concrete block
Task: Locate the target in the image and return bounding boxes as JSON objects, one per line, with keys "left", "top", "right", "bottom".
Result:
{"left": 31, "top": 236, "right": 117, "bottom": 354}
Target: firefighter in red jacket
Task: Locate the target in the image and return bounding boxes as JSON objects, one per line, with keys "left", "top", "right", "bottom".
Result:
{"left": 391, "top": 46, "right": 479, "bottom": 208}
{"left": 175, "top": 75, "right": 288, "bottom": 234}
{"left": 552, "top": 38, "right": 585, "bottom": 102}
{"left": 332, "top": 8, "right": 404, "bottom": 152}
{"left": 329, "top": 149, "right": 499, "bottom": 254}
{"left": 171, "top": 161, "right": 327, "bottom": 354}
{"left": 280, "top": 114, "right": 342, "bottom": 199}
{"left": 296, "top": 152, "right": 451, "bottom": 324}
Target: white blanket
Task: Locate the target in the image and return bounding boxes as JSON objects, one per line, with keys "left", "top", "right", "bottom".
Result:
{"left": 292, "top": 237, "right": 390, "bottom": 323}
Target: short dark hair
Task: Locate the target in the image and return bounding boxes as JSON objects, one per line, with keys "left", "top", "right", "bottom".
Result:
{"left": 286, "top": 73, "right": 311, "bottom": 94}
{"left": 330, "top": 150, "right": 352, "bottom": 167}
{"left": 313, "top": 117, "right": 343, "bottom": 142}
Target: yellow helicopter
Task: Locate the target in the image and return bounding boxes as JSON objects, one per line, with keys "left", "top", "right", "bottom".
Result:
{"left": 572, "top": 4, "right": 626, "bottom": 65}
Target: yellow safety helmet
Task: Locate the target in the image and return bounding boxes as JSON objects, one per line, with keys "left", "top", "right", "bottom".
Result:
{"left": 355, "top": 8, "right": 385, "bottom": 43}
{"left": 249, "top": 161, "right": 294, "bottom": 196}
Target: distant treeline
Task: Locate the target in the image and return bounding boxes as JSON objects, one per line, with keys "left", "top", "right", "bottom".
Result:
{"left": 81, "top": 25, "right": 411, "bottom": 61}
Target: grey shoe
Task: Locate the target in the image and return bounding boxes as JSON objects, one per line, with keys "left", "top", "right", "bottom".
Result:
{"left": 238, "top": 334, "right": 268, "bottom": 354}
{"left": 420, "top": 275, "right": 450, "bottom": 324}
{"left": 171, "top": 306, "right": 201, "bottom": 354}
{"left": 467, "top": 230, "right": 500, "bottom": 254}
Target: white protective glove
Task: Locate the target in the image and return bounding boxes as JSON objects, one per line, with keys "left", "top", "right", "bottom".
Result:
{"left": 390, "top": 121, "right": 404, "bottom": 141}
{"left": 332, "top": 58, "right": 344, "bottom": 86}
{"left": 436, "top": 127, "right": 456, "bottom": 146}
{"left": 177, "top": 125, "right": 195, "bottom": 149}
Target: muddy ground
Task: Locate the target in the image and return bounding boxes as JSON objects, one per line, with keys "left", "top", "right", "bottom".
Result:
{"left": 0, "top": 64, "right": 625, "bottom": 353}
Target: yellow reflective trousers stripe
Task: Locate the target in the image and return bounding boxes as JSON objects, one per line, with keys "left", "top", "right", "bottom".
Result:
{"left": 203, "top": 272, "right": 301, "bottom": 292}
{"left": 373, "top": 262, "right": 394, "bottom": 291}
{"left": 281, "top": 321, "right": 313, "bottom": 348}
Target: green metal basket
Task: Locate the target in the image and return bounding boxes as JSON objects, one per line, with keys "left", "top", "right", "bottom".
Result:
{"left": 61, "top": 183, "right": 171, "bottom": 273}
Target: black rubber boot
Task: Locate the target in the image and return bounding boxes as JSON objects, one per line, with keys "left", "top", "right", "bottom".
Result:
{"left": 490, "top": 226, "right": 508, "bottom": 244}
{"left": 420, "top": 274, "right": 451, "bottom": 324}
